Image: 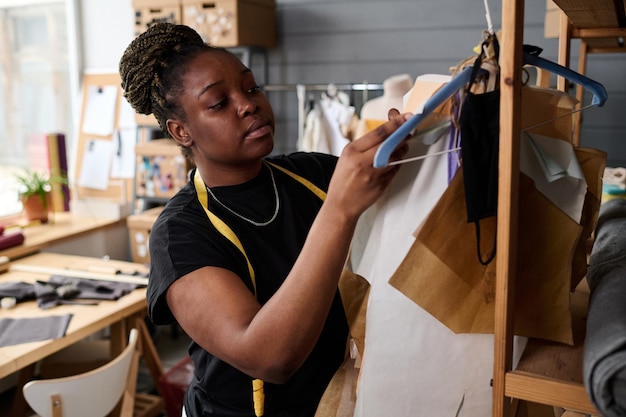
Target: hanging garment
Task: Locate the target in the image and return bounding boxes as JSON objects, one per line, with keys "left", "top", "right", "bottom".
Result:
{"left": 298, "top": 87, "right": 355, "bottom": 156}
{"left": 299, "top": 102, "right": 331, "bottom": 154}
{"left": 319, "top": 88, "right": 355, "bottom": 155}
{"left": 349, "top": 72, "right": 605, "bottom": 416}
{"left": 389, "top": 84, "right": 606, "bottom": 345}
{"left": 348, "top": 124, "right": 528, "bottom": 417}
{"left": 458, "top": 33, "right": 500, "bottom": 265}
{"left": 390, "top": 167, "right": 580, "bottom": 343}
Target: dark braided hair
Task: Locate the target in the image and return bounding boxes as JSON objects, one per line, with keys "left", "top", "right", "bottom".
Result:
{"left": 119, "top": 23, "right": 227, "bottom": 158}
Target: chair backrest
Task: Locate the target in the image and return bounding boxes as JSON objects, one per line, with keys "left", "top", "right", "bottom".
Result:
{"left": 23, "top": 328, "right": 139, "bottom": 417}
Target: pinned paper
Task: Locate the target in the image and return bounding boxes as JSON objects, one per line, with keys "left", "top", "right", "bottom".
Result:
{"left": 110, "top": 129, "right": 137, "bottom": 179}
{"left": 117, "top": 97, "right": 138, "bottom": 130}
{"left": 78, "top": 139, "right": 114, "bottom": 190}
{"left": 82, "top": 85, "right": 117, "bottom": 136}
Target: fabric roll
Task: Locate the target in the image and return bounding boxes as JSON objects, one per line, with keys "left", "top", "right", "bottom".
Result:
{"left": 584, "top": 199, "right": 626, "bottom": 417}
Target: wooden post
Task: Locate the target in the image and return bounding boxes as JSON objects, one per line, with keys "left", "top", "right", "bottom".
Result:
{"left": 493, "top": 0, "right": 524, "bottom": 416}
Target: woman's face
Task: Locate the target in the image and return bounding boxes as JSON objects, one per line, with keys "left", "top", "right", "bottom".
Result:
{"left": 169, "top": 50, "right": 275, "bottom": 168}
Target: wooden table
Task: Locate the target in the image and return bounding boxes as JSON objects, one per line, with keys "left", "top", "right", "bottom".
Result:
{"left": 0, "top": 252, "right": 163, "bottom": 416}
{"left": 0, "top": 212, "right": 126, "bottom": 261}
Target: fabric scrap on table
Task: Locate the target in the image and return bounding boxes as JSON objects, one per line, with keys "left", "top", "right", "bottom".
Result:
{"left": 1, "top": 276, "right": 139, "bottom": 310}
{"left": 0, "top": 281, "right": 36, "bottom": 301}
{"left": 0, "top": 314, "right": 73, "bottom": 347}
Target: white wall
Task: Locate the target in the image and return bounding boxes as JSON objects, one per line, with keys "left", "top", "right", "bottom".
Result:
{"left": 79, "top": 0, "right": 135, "bottom": 72}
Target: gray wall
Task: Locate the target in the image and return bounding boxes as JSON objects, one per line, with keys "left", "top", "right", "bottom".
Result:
{"left": 82, "top": 1, "right": 626, "bottom": 167}
{"left": 261, "top": 0, "right": 626, "bottom": 167}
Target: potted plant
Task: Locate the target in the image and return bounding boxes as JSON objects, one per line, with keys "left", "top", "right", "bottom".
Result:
{"left": 14, "top": 169, "right": 67, "bottom": 223}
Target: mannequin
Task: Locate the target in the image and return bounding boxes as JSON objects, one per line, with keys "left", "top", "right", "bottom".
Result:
{"left": 355, "top": 74, "right": 413, "bottom": 138}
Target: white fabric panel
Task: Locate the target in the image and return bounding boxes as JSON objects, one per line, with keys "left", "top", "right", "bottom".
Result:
{"left": 350, "top": 127, "right": 526, "bottom": 417}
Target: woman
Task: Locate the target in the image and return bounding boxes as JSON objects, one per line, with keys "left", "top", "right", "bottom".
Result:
{"left": 119, "top": 23, "right": 410, "bottom": 417}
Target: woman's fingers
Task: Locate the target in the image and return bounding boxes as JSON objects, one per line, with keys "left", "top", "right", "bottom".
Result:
{"left": 386, "top": 108, "right": 412, "bottom": 165}
{"left": 351, "top": 111, "right": 412, "bottom": 151}
{"left": 388, "top": 108, "right": 401, "bottom": 119}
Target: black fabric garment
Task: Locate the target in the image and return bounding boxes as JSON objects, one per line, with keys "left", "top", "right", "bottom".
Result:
{"left": 0, "top": 281, "right": 36, "bottom": 301}
{"left": 459, "top": 35, "right": 500, "bottom": 265}
{"left": 0, "top": 277, "right": 138, "bottom": 310}
{"left": 48, "top": 276, "right": 139, "bottom": 300}
{"left": 459, "top": 91, "right": 500, "bottom": 265}
{"left": 34, "top": 280, "right": 80, "bottom": 309}
{"left": 460, "top": 90, "right": 500, "bottom": 224}
{"left": 33, "top": 277, "right": 137, "bottom": 309}
{"left": 148, "top": 152, "right": 349, "bottom": 417}
{"left": 584, "top": 199, "right": 626, "bottom": 417}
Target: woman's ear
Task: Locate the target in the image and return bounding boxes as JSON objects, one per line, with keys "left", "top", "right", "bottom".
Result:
{"left": 167, "top": 119, "right": 193, "bottom": 147}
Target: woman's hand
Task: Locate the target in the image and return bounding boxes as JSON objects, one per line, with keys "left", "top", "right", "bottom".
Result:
{"left": 325, "top": 108, "right": 411, "bottom": 220}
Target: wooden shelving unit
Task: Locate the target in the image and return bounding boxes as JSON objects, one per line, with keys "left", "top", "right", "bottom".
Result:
{"left": 553, "top": 0, "right": 626, "bottom": 144}
{"left": 492, "top": 1, "right": 624, "bottom": 415}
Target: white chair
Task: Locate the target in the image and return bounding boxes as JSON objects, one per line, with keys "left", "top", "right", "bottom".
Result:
{"left": 22, "top": 328, "right": 140, "bottom": 417}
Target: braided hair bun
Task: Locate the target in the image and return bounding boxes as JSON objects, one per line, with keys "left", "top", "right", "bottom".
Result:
{"left": 119, "top": 23, "right": 208, "bottom": 134}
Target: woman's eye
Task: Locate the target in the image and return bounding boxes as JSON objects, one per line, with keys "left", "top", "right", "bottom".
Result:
{"left": 248, "top": 85, "right": 262, "bottom": 94}
{"left": 209, "top": 99, "right": 227, "bottom": 110}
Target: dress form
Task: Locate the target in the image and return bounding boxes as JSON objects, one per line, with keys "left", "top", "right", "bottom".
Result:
{"left": 355, "top": 74, "right": 413, "bottom": 138}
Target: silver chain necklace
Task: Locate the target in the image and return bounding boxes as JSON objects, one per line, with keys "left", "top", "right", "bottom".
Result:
{"left": 205, "top": 162, "right": 280, "bottom": 227}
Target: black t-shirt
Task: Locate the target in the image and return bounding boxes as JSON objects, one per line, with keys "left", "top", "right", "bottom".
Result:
{"left": 147, "top": 152, "right": 349, "bottom": 417}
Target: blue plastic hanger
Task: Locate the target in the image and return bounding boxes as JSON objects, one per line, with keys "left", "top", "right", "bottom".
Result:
{"left": 372, "top": 66, "right": 474, "bottom": 168}
{"left": 522, "top": 45, "right": 607, "bottom": 106}
{"left": 373, "top": 46, "right": 608, "bottom": 168}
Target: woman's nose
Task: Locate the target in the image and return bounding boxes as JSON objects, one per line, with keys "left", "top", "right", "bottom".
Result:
{"left": 237, "top": 96, "right": 258, "bottom": 117}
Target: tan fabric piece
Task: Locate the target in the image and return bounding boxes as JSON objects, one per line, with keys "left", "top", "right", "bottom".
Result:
{"left": 389, "top": 146, "right": 605, "bottom": 344}
{"left": 338, "top": 268, "right": 369, "bottom": 358}
{"left": 314, "top": 358, "right": 360, "bottom": 417}
{"left": 314, "top": 269, "right": 369, "bottom": 417}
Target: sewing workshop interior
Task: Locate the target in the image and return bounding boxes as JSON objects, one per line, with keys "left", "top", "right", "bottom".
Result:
{"left": 0, "top": 1, "right": 625, "bottom": 416}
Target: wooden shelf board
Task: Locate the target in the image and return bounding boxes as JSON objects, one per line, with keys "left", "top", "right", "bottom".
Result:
{"left": 573, "top": 27, "right": 626, "bottom": 38}
{"left": 552, "top": 0, "right": 624, "bottom": 28}
{"left": 506, "top": 288, "right": 598, "bottom": 414}
{"left": 505, "top": 371, "right": 598, "bottom": 415}
{"left": 572, "top": 27, "right": 626, "bottom": 52}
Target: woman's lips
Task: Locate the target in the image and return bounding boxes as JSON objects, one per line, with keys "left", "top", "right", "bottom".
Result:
{"left": 245, "top": 122, "right": 272, "bottom": 139}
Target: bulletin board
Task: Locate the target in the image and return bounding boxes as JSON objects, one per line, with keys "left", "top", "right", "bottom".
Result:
{"left": 74, "top": 73, "right": 135, "bottom": 203}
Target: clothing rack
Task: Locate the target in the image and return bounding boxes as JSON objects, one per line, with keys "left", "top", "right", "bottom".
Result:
{"left": 263, "top": 82, "right": 384, "bottom": 103}
{"left": 263, "top": 82, "right": 385, "bottom": 144}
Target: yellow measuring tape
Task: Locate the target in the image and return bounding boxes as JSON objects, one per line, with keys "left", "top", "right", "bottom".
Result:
{"left": 194, "top": 161, "right": 326, "bottom": 416}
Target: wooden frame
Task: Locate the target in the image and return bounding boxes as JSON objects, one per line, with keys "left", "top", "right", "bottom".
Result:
{"left": 74, "top": 73, "right": 134, "bottom": 204}
{"left": 492, "top": 0, "right": 622, "bottom": 415}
